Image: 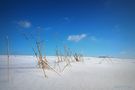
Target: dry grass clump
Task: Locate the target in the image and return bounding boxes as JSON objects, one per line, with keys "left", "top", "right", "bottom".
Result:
{"left": 54, "top": 45, "right": 72, "bottom": 72}
{"left": 63, "top": 45, "right": 71, "bottom": 65}
{"left": 36, "top": 41, "right": 49, "bottom": 69}
{"left": 54, "top": 45, "right": 84, "bottom": 72}
{"left": 20, "top": 30, "right": 84, "bottom": 77}
{"left": 21, "top": 30, "right": 61, "bottom": 78}
{"left": 35, "top": 41, "right": 48, "bottom": 77}
{"left": 61, "top": 45, "right": 72, "bottom": 72}
{"left": 74, "top": 53, "right": 84, "bottom": 62}
{"left": 33, "top": 39, "right": 61, "bottom": 77}
{"left": 54, "top": 46, "right": 63, "bottom": 71}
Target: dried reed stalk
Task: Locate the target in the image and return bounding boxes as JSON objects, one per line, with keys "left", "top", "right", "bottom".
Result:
{"left": 6, "top": 36, "right": 10, "bottom": 81}
{"left": 22, "top": 33, "right": 40, "bottom": 66}
{"left": 61, "top": 45, "right": 72, "bottom": 72}
{"left": 32, "top": 47, "right": 40, "bottom": 67}
{"left": 54, "top": 47, "right": 61, "bottom": 71}
{"left": 74, "top": 53, "right": 84, "bottom": 62}
{"left": 64, "top": 45, "right": 71, "bottom": 65}
{"left": 36, "top": 41, "right": 48, "bottom": 77}
{"left": 36, "top": 42, "right": 61, "bottom": 77}
{"left": 21, "top": 30, "right": 61, "bottom": 77}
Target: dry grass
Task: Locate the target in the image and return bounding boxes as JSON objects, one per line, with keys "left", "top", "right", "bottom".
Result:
{"left": 6, "top": 36, "right": 10, "bottom": 81}
{"left": 20, "top": 30, "right": 85, "bottom": 77}
{"left": 61, "top": 45, "right": 72, "bottom": 72}
{"left": 54, "top": 45, "right": 85, "bottom": 72}
{"left": 21, "top": 31, "right": 61, "bottom": 77}
{"left": 54, "top": 46, "right": 62, "bottom": 72}
{"left": 73, "top": 53, "right": 84, "bottom": 62}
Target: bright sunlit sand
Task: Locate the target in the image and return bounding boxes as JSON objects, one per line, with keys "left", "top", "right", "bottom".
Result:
{"left": 0, "top": 56, "right": 135, "bottom": 90}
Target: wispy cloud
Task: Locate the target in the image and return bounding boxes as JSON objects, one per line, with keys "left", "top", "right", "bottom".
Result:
{"left": 67, "top": 34, "right": 87, "bottom": 42}
{"left": 90, "top": 36, "right": 97, "bottom": 41}
{"left": 18, "top": 20, "right": 31, "bottom": 28}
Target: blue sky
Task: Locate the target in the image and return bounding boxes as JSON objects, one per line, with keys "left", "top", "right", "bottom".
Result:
{"left": 0, "top": 0, "right": 135, "bottom": 58}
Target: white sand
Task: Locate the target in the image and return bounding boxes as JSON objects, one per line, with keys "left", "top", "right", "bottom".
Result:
{"left": 0, "top": 55, "right": 135, "bottom": 90}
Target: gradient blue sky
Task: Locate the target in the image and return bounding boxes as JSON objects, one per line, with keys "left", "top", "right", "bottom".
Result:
{"left": 0, "top": 0, "right": 135, "bottom": 58}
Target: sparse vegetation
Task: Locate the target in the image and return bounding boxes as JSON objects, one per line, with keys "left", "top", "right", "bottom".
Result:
{"left": 21, "top": 30, "right": 62, "bottom": 77}
{"left": 54, "top": 46, "right": 62, "bottom": 72}
{"left": 74, "top": 53, "right": 84, "bottom": 62}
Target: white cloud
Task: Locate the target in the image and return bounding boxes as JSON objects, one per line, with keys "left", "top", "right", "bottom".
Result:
{"left": 67, "top": 34, "right": 87, "bottom": 42}
{"left": 18, "top": 20, "right": 31, "bottom": 28}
